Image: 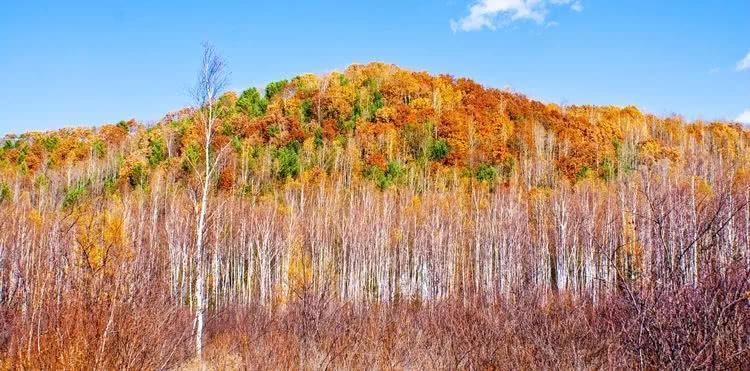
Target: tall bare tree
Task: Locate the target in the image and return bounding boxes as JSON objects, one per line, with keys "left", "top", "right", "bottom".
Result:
{"left": 191, "top": 43, "right": 228, "bottom": 364}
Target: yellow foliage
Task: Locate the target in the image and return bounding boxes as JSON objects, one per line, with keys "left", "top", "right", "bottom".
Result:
{"left": 707, "top": 123, "right": 741, "bottom": 158}
{"left": 29, "top": 208, "right": 43, "bottom": 229}
{"left": 218, "top": 91, "right": 238, "bottom": 107}
{"left": 375, "top": 106, "right": 397, "bottom": 123}
{"left": 391, "top": 228, "right": 403, "bottom": 244}
{"left": 292, "top": 73, "right": 320, "bottom": 97}
{"left": 411, "top": 195, "right": 421, "bottom": 209}
{"left": 733, "top": 167, "right": 750, "bottom": 190}
{"left": 693, "top": 176, "right": 714, "bottom": 199}
{"left": 75, "top": 203, "right": 130, "bottom": 274}
{"left": 435, "top": 76, "right": 463, "bottom": 112}
{"left": 638, "top": 139, "right": 679, "bottom": 165}
{"left": 409, "top": 97, "right": 432, "bottom": 110}
{"left": 622, "top": 211, "right": 642, "bottom": 280}
{"left": 287, "top": 236, "right": 312, "bottom": 294}
{"left": 528, "top": 186, "right": 552, "bottom": 202}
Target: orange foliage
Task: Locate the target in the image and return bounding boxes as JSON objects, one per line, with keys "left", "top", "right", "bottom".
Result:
{"left": 0, "top": 62, "right": 748, "bottom": 185}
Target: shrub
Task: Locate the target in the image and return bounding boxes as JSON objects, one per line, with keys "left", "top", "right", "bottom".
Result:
{"left": 429, "top": 139, "right": 450, "bottom": 161}
{"left": 498, "top": 156, "right": 515, "bottom": 181}
{"left": 366, "top": 160, "right": 405, "bottom": 190}
{"left": 267, "top": 125, "right": 280, "bottom": 138}
{"left": 300, "top": 99, "right": 314, "bottom": 123}
{"left": 92, "top": 140, "right": 107, "bottom": 159}
{"left": 475, "top": 164, "right": 497, "bottom": 183}
{"left": 402, "top": 123, "right": 432, "bottom": 160}
{"left": 0, "top": 182, "right": 11, "bottom": 204}
{"left": 575, "top": 165, "right": 592, "bottom": 181}
{"left": 276, "top": 143, "right": 300, "bottom": 179}
{"left": 116, "top": 120, "right": 130, "bottom": 132}
{"left": 314, "top": 128, "right": 324, "bottom": 149}
{"left": 265, "top": 80, "right": 288, "bottom": 100}
{"left": 181, "top": 143, "right": 201, "bottom": 172}
{"left": 62, "top": 182, "right": 88, "bottom": 209}
{"left": 128, "top": 162, "right": 148, "bottom": 188}
{"left": 41, "top": 135, "right": 60, "bottom": 152}
{"left": 599, "top": 158, "right": 616, "bottom": 181}
{"left": 367, "top": 91, "right": 384, "bottom": 122}
{"left": 237, "top": 87, "right": 268, "bottom": 118}
{"left": 148, "top": 137, "right": 167, "bottom": 166}
{"left": 103, "top": 173, "right": 118, "bottom": 194}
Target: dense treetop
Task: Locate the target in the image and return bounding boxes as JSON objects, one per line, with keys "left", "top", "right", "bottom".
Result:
{"left": 1, "top": 62, "right": 748, "bottom": 195}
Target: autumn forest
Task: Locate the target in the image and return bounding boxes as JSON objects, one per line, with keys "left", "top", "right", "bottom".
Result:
{"left": 0, "top": 51, "right": 749, "bottom": 369}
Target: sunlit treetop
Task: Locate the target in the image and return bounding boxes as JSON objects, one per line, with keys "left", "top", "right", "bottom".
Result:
{"left": 1, "top": 63, "right": 747, "bottom": 191}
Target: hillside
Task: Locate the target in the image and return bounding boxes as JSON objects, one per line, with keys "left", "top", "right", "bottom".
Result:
{"left": 2, "top": 62, "right": 747, "bottom": 193}
{"left": 1, "top": 63, "right": 749, "bottom": 369}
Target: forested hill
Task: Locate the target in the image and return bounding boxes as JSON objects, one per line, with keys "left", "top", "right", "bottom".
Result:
{"left": 0, "top": 62, "right": 747, "bottom": 196}
{"left": 3, "top": 62, "right": 750, "bottom": 369}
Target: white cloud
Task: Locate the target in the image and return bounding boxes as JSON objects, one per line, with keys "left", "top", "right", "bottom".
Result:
{"left": 451, "top": 0, "right": 582, "bottom": 32}
{"left": 551, "top": 0, "right": 582, "bottom": 11}
{"left": 737, "top": 51, "right": 750, "bottom": 71}
{"left": 737, "top": 110, "right": 750, "bottom": 124}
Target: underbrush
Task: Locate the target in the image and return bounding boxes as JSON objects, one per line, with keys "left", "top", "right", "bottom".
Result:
{"left": 1, "top": 267, "right": 748, "bottom": 369}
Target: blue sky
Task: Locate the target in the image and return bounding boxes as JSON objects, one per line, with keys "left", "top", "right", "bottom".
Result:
{"left": 1, "top": 0, "right": 748, "bottom": 134}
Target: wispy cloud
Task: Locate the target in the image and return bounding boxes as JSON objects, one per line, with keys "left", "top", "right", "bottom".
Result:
{"left": 451, "top": 0, "right": 583, "bottom": 32}
{"left": 738, "top": 51, "right": 750, "bottom": 71}
{"left": 737, "top": 110, "right": 750, "bottom": 124}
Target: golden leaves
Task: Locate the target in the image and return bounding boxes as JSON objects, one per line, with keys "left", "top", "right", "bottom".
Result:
{"left": 287, "top": 235, "right": 312, "bottom": 295}
{"left": 375, "top": 106, "right": 397, "bottom": 123}
{"left": 2, "top": 62, "right": 750, "bottom": 193}
{"left": 693, "top": 176, "right": 714, "bottom": 199}
{"left": 29, "top": 208, "right": 43, "bottom": 229}
{"left": 75, "top": 202, "right": 131, "bottom": 274}
{"left": 638, "top": 139, "right": 680, "bottom": 166}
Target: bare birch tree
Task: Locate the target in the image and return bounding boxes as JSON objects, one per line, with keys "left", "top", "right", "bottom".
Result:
{"left": 191, "top": 43, "right": 228, "bottom": 364}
